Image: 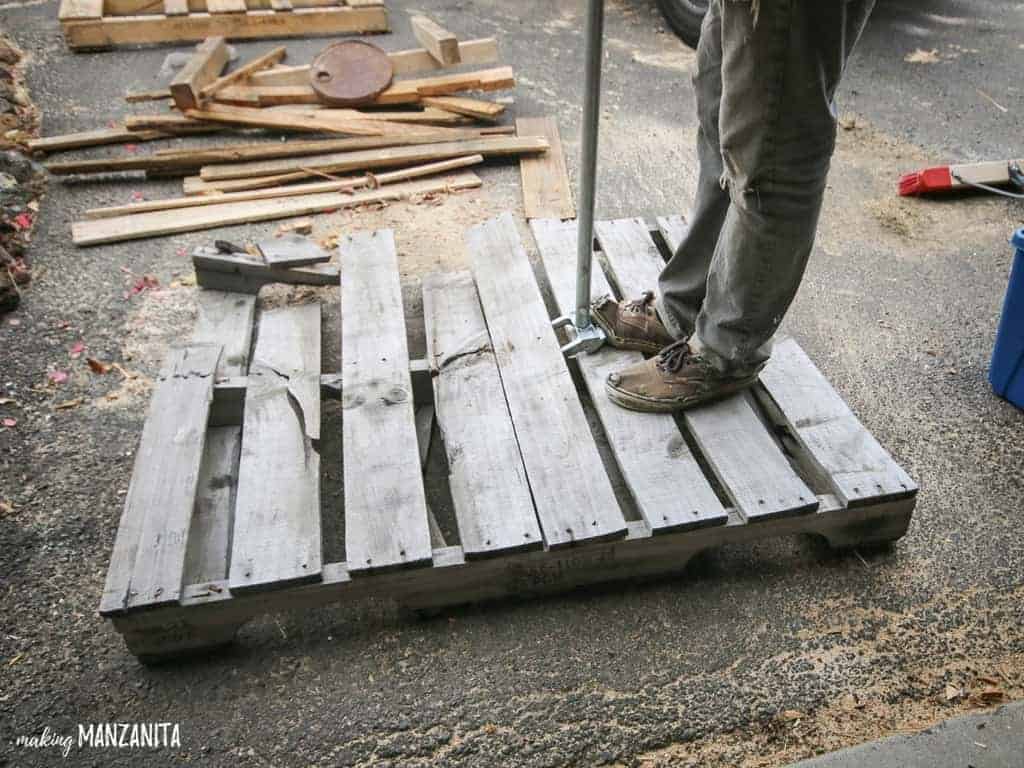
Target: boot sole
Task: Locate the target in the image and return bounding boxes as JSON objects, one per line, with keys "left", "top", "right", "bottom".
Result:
{"left": 591, "top": 312, "right": 667, "bottom": 356}
{"left": 605, "top": 375, "right": 759, "bottom": 413}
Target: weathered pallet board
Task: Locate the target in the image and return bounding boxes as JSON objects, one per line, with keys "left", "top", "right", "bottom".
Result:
{"left": 599, "top": 217, "right": 817, "bottom": 522}
{"left": 517, "top": 117, "right": 575, "bottom": 221}
{"left": 60, "top": 1, "right": 389, "bottom": 50}
{"left": 184, "top": 291, "right": 256, "bottom": 584}
{"left": 531, "top": 219, "right": 728, "bottom": 533}
{"left": 468, "top": 213, "right": 628, "bottom": 548}
{"left": 341, "top": 229, "right": 433, "bottom": 574}
{"left": 423, "top": 271, "right": 543, "bottom": 558}
{"left": 100, "top": 344, "right": 222, "bottom": 616}
{"left": 229, "top": 304, "right": 323, "bottom": 593}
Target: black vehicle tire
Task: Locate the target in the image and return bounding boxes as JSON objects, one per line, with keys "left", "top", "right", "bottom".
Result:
{"left": 656, "top": 0, "right": 708, "bottom": 49}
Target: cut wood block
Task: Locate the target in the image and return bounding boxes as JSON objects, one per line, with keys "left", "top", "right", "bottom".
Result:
{"left": 62, "top": 7, "right": 389, "bottom": 50}
{"left": 59, "top": 0, "right": 102, "bottom": 21}
{"left": 609, "top": 216, "right": 818, "bottom": 522}
{"left": 517, "top": 116, "right": 574, "bottom": 220}
{"left": 250, "top": 38, "right": 499, "bottom": 86}
{"left": 256, "top": 233, "right": 329, "bottom": 267}
{"left": 99, "top": 344, "right": 222, "bottom": 616}
{"left": 230, "top": 305, "right": 323, "bottom": 593}
{"left": 467, "top": 213, "right": 628, "bottom": 548}
{"left": 410, "top": 14, "right": 460, "bottom": 66}
{"left": 198, "top": 135, "right": 547, "bottom": 182}
{"left": 163, "top": 0, "right": 190, "bottom": 15}
{"left": 531, "top": 218, "right": 727, "bottom": 533}
{"left": 183, "top": 291, "right": 256, "bottom": 586}
{"left": 72, "top": 171, "right": 481, "bottom": 246}
{"left": 170, "top": 36, "right": 229, "bottom": 111}
{"left": 421, "top": 95, "right": 505, "bottom": 122}
{"left": 757, "top": 336, "right": 918, "bottom": 507}
{"left": 423, "top": 271, "right": 543, "bottom": 558}
{"left": 207, "top": 0, "right": 246, "bottom": 12}
{"left": 200, "top": 45, "right": 287, "bottom": 98}
{"left": 341, "top": 230, "right": 433, "bottom": 574}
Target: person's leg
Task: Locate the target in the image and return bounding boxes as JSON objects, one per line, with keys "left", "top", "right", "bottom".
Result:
{"left": 606, "top": 0, "right": 876, "bottom": 412}
{"left": 692, "top": 0, "right": 877, "bottom": 373}
{"left": 656, "top": 0, "right": 729, "bottom": 340}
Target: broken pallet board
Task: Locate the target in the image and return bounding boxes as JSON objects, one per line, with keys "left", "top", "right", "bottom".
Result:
{"left": 341, "top": 230, "right": 433, "bottom": 574}
{"left": 517, "top": 116, "right": 575, "bottom": 220}
{"left": 183, "top": 291, "right": 256, "bottom": 585}
{"left": 423, "top": 271, "right": 543, "bottom": 558}
{"left": 230, "top": 304, "right": 322, "bottom": 593}
{"left": 467, "top": 212, "right": 627, "bottom": 548}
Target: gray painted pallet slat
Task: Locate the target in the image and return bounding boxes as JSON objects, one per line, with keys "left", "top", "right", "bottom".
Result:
{"left": 757, "top": 337, "right": 918, "bottom": 507}
{"left": 530, "top": 219, "right": 727, "bottom": 533}
{"left": 468, "top": 213, "right": 627, "bottom": 548}
{"left": 101, "top": 344, "right": 222, "bottom": 615}
{"left": 184, "top": 290, "right": 257, "bottom": 584}
{"left": 229, "top": 304, "right": 323, "bottom": 593}
{"left": 341, "top": 229, "right": 433, "bottom": 575}
{"left": 423, "top": 271, "right": 544, "bottom": 557}
{"left": 601, "top": 217, "right": 817, "bottom": 522}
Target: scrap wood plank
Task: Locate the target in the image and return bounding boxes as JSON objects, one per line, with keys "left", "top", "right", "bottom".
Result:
{"left": 341, "top": 230, "right": 433, "bottom": 574}
{"left": 423, "top": 271, "right": 544, "bottom": 558}
{"left": 207, "top": 0, "right": 247, "bottom": 12}
{"left": 198, "top": 134, "right": 548, "bottom": 182}
{"left": 229, "top": 304, "right": 323, "bottom": 593}
{"left": 531, "top": 219, "right": 727, "bottom": 533}
{"left": 58, "top": 0, "right": 102, "bottom": 20}
{"left": 756, "top": 337, "right": 918, "bottom": 507}
{"left": 72, "top": 171, "right": 482, "bottom": 246}
{"left": 468, "top": 213, "right": 627, "bottom": 548}
{"left": 61, "top": 6, "right": 390, "bottom": 50}
{"left": 170, "top": 36, "right": 229, "bottom": 111}
{"left": 421, "top": 95, "right": 504, "bottom": 121}
{"left": 606, "top": 216, "right": 817, "bottom": 522}
{"left": 100, "top": 344, "right": 222, "bottom": 616}
{"left": 86, "top": 155, "right": 483, "bottom": 218}
{"left": 517, "top": 117, "right": 575, "bottom": 221}
{"left": 28, "top": 126, "right": 173, "bottom": 153}
{"left": 200, "top": 45, "right": 286, "bottom": 98}
{"left": 184, "top": 291, "right": 256, "bottom": 585}
{"left": 410, "top": 15, "right": 460, "bottom": 66}
{"left": 184, "top": 105, "right": 383, "bottom": 136}
{"left": 251, "top": 38, "right": 498, "bottom": 86}
{"left": 164, "top": 0, "right": 189, "bottom": 16}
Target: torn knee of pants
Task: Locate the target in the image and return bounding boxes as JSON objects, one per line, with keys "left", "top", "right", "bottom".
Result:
{"left": 719, "top": 170, "right": 761, "bottom": 211}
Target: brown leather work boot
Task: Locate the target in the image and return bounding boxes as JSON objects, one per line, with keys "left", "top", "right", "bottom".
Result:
{"left": 606, "top": 339, "right": 762, "bottom": 412}
{"left": 591, "top": 291, "right": 676, "bottom": 354}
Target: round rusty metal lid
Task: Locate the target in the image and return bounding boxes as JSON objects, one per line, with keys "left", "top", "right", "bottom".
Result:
{"left": 309, "top": 40, "right": 394, "bottom": 107}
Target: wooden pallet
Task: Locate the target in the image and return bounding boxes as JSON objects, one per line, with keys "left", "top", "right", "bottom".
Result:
{"left": 102, "top": 214, "right": 918, "bottom": 661}
{"left": 59, "top": 0, "right": 388, "bottom": 50}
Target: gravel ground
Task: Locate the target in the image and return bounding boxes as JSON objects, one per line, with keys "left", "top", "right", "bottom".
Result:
{"left": 1, "top": 0, "right": 1023, "bottom": 766}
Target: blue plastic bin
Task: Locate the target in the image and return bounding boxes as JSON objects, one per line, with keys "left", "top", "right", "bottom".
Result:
{"left": 990, "top": 227, "right": 1024, "bottom": 409}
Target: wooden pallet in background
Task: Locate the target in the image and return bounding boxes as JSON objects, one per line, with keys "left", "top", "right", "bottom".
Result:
{"left": 59, "top": 0, "right": 389, "bottom": 50}
{"left": 102, "top": 213, "right": 918, "bottom": 662}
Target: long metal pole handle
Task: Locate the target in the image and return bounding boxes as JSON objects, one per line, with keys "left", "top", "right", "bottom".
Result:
{"left": 575, "top": 0, "right": 605, "bottom": 331}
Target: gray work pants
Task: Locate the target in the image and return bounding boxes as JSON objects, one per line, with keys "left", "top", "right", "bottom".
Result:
{"left": 657, "top": 0, "right": 876, "bottom": 373}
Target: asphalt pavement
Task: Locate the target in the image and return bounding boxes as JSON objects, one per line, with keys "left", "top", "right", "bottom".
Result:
{"left": 1, "top": 1, "right": 1023, "bottom": 766}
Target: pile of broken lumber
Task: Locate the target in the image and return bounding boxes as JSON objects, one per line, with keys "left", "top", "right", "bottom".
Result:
{"left": 31, "top": 22, "right": 559, "bottom": 247}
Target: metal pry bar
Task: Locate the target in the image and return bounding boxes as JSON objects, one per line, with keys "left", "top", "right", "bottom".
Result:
{"left": 552, "top": 0, "right": 608, "bottom": 357}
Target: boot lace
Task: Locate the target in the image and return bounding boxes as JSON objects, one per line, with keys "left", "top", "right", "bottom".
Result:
{"left": 656, "top": 339, "right": 694, "bottom": 374}
{"left": 625, "top": 290, "right": 655, "bottom": 315}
